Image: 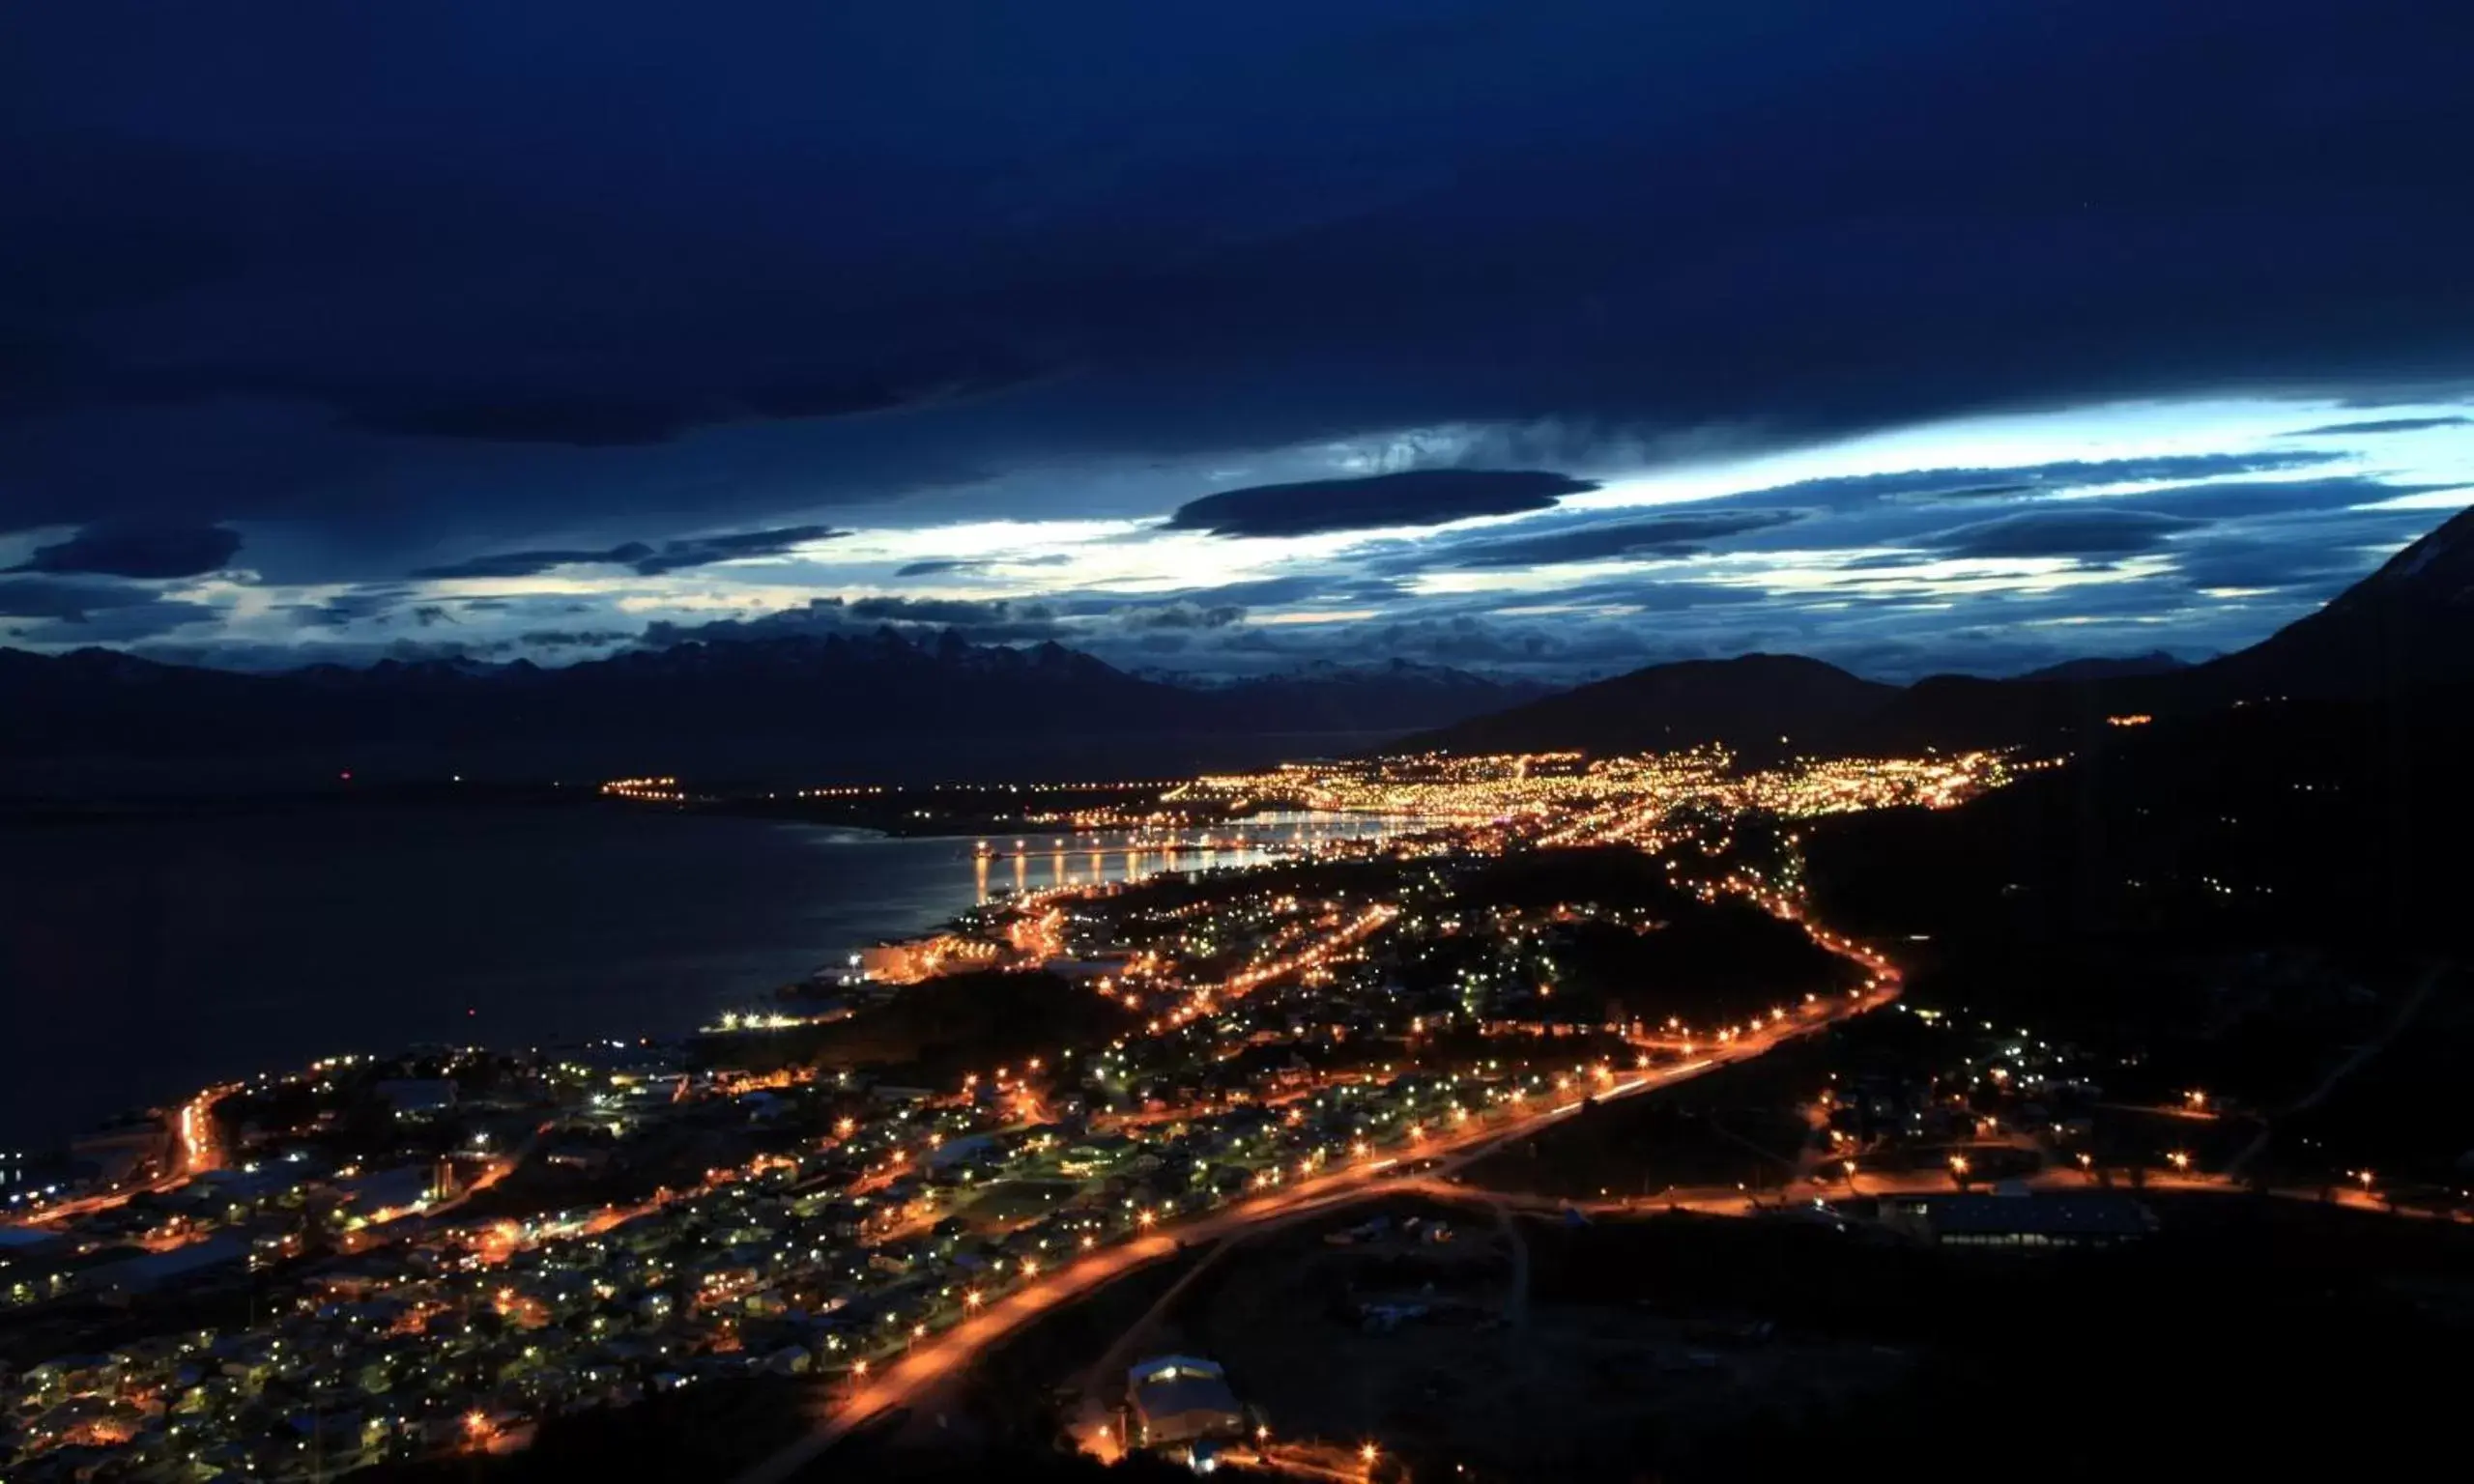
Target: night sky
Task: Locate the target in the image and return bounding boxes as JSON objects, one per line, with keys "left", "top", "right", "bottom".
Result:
{"left": 4, "top": 3, "right": 2472, "bottom": 681}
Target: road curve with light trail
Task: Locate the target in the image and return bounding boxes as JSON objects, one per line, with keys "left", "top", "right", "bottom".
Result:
{"left": 729, "top": 979, "right": 1898, "bottom": 1484}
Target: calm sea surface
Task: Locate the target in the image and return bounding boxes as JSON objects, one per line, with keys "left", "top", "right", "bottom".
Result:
{"left": 0, "top": 806, "right": 1406, "bottom": 1146}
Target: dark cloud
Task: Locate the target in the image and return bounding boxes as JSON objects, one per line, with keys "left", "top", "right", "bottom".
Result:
{"left": 1325, "top": 452, "right": 2353, "bottom": 580}
{"left": 2165, "top": 502, "right": 2452, "bottom": 591}
{"left": 845, "top": 595, "right": 1048, "bottom": 628}
{"left": 0, "top": 576, "right": 217, "bottom": 642}
{"left": 1392, "top": 508, "right": 1802, "bottom": 570}
{"left": 5, "top": 524, "right": 242, "bottom": 579}
{"left": 1050, "top": 575, "right": 1381, "bottom": 617}
{"left": 1827, "top": 551, "right": 1942, "bottom": 571}
{"left": 1924, "top": 509, "right": 2201, "bottom": 558}
{"left": 6, "top": 601, "right": 221, "bottom": 644}
{"left": 1513, "top": 578, "right": 1775, "bottom": 614}
{"left": 1725, "top": 452, "right": 2344, "bottom": 512}
{"left": 631, "top": 526, "right": 852, "bottom": 574}
{"left": 2169, "top": 536, "right": 2374, "bottom": 593}
{"left": 2115, "top": 477, "right": 2462, "bottom": 522}
{"left": 327, "top": 369, "right": 1023, "bottom": 445}
{"left": 2282, "top": 415, "right": 2473, "bottom": 437}
{"left": 410, "top": 525, "right": 847, "bottom": 580}
{"left": 1116, "top": 603, "right": 1246, "bottom": 631}
{"left": 410, "top": 545, "right": 655, "bottom": 581}
{"left": 892, "top": 555, "right": 1077, "bottom": 578}
{"left": 287, "top": 588, "right": 418, "bottom": 629}
{"left": 517, "top": 628, "right": 632, "bottom": 648}
{"left": 4, "top": 3, "right": 2473, "bottom": 671}
{"left": 322, "top": 360, "right": 1040, "bottom": 447}
{"left": 1165, "top": 471, "right": 1597, "bottom": 538}
{"left": 348, "top": 395, "right": 696, "bottom": 447}
{"left": 0, "top": 576, "right": 170, "bottom": 620}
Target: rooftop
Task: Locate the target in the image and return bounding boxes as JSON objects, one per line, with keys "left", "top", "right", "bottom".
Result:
{"left": 1897, "top": 1193, "right": 2156, "bottom": 1238}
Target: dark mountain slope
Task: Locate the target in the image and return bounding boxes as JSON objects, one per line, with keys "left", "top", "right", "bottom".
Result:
{"left": 1399, "top": 505, "right": 2474, "bottom": 758}
{"left": 2014, "top": 650, "right": 2189, "bottom": 682}
{"left": 1394, "top": 653, "right": 1897, "bottom": 758}
{"left": 2197, "top": 500, "right": 2474, "bottom": 700}
{"left": 0, "top": 632, "right": 1548, "bottom": 787}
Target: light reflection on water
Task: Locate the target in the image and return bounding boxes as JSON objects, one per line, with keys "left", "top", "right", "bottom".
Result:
{"left": 968, "top": 811, "right": 1424, "bottom": 902}
{"left": 0, "top": 807, "right": 1427, "bottom": 1144}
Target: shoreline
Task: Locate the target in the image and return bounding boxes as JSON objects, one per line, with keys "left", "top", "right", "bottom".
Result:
{"left": 0, "top": 808, "right": 1422, "bottom": 1154}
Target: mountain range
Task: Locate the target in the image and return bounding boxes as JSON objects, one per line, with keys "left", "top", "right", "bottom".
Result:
{"left": 1391, "top": 653, "right": 1897, "bottom": 761}
{"left": 6, "top": 503, "right": 2470, "bottom": 787}
{"left": 0, "top": 634, "right": 1551, "bottom": 790}
{"left": 1405, "top": 502, "right": 2474, "bottom": 758}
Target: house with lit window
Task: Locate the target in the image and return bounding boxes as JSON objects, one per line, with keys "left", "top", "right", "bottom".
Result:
{"left": 1127, "top": 1355, "right": 1246, "bottom": 1449}
{"left": 1881, "top": 1191, "right": 2155, "bottom": 1248}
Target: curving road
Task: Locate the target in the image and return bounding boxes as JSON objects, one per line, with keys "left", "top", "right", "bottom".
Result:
{"left": 730, "top": 979, "right": 1897, "bottom": 1484}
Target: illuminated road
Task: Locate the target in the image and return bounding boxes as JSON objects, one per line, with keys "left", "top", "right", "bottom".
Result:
{"left": 729, "top": 976, "right": 1896, "bottom": 1484}
{"left": 1432, "top": 1163, "right": 2474, "bottom": 1229}
{"left": 175, "top": 1087, "right": 226, "bottom": 1177}
{"left": 22, "top": 1084, "right": 237, "bottom": 1227}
